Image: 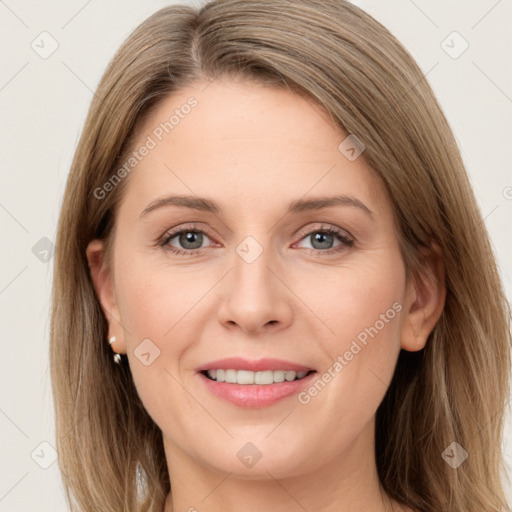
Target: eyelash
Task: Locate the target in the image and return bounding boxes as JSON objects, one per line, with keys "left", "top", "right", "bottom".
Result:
{"left": 157, "top": 223, "right": 355, "bottom": 256}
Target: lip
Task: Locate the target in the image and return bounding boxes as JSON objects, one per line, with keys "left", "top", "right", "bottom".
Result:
{"left": 197, "top": 370, "right": 317, "bottom": 408}
{"left": 195, "top": 357, "right": 314, "bottom": 373}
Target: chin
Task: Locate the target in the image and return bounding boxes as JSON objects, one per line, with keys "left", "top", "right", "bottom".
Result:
{"left": 202, "top": 447, "right": 318, "bottom": 481}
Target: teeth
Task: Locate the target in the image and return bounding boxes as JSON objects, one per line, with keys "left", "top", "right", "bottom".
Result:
{"left": 225, "top": 369, "right": 237, "bottom": 383}
{"left": 205, "top": 369, "right": 311, "bottom": 384}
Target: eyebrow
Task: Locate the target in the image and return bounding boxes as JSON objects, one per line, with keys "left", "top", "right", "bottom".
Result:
{"left": 139, "top": 194, "right": 374, "bottom": 219}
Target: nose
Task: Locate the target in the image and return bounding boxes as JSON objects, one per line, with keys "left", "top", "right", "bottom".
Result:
{"left": 216, "top": 242, "right": 293, "bottom": 335}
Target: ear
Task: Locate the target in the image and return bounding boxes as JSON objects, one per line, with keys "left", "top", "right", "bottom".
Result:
{"left": 86, "top": 239, "right": 126, "bottom": 355}
{"left": 401, "top": 243, "right": 446, "bottom": 352}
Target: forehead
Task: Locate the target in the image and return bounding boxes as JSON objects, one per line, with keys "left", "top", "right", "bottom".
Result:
{"left": 117, "top": 78, "right": 388, "bottom": 218}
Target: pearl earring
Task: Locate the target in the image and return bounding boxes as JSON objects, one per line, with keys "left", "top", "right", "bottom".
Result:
{"left": 108, "top": 336, "right": 123, "bottom": 364}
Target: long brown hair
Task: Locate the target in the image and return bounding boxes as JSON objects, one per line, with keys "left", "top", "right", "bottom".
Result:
{"left": 50, "top": 1, "right": 511, "bottom": 510}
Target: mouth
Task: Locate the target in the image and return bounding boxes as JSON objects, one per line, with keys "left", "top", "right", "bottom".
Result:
{"left": 196, "top": 358, "right": 318, "bottom": 408}
{"left": 200, "top": 368, "right": 316, "bottom": 385}
{"left": 196, "top": 359, "right": 317, "bottom": 409}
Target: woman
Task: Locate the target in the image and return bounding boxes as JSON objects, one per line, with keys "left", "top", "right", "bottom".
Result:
{"left": 49, "top": 0, "right": 511, "bottom": 511}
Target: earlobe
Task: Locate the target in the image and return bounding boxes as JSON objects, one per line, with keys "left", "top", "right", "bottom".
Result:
{"left": 400, "top": 244, "right": 446, "bottom": 352}
{"left": 86, "top": 239, "right": 127, "bottom": 354}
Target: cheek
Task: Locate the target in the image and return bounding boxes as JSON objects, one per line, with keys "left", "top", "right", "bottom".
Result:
{"left": 115, "top": 256, "right": 207, "bottom": 345}
{"left": 302, "top": 256, "right": 405, "bottom": 398}
{"left": 113, "top": 257, "right": 198, "bottom": 386}
{"left": 302, "top": 255, "right": 404, "bottom": 350}
{"left": 114, "top": 262, "right": 204, "bottom": 431}
{"left": 332, "top": 276, "right": 403, "bottom": 350}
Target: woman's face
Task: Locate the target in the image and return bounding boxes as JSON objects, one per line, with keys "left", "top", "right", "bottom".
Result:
{"left": 89, "top": 78, "right": 418, "bottom": 479}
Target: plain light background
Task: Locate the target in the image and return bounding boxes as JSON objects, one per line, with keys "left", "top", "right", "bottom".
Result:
{"left": 0, "top": 1, "right": 511, "bottom": 510}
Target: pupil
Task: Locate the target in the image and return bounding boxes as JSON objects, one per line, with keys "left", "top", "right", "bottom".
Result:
{"left": 180, "top": 231, "right": 203, "bottom": 249}
{"left": 312, "top": 232, "right": 333, "bottom": 249}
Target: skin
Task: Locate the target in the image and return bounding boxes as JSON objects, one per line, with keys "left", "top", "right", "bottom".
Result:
{"left": 87, "top": 77, "right": 445, "bottom": 512}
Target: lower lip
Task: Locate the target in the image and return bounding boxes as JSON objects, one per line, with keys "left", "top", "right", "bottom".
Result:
{"left": 198, "top": 371, "right": 316, "bottom": 408}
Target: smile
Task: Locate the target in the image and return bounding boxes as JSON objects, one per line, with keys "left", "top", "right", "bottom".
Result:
{"left": 202, "top": 369, "right": 314, "bottom": 384}
{"left": 197, "top": 362, "right": 317, "bottom": 408}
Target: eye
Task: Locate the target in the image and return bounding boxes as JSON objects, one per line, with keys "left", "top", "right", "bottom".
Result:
{"left": 159, "top": 224, "right": 214, "bottom": 255}
{"left": 158, "top": 223, "right": 354, "bottom": 256}
{"left": 294, "top": 225, "right": 354, "bottom": 254}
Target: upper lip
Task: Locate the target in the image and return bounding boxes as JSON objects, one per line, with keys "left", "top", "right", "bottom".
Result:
{"left": 196, "top": 357, "right": 315, "bottom": 373}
